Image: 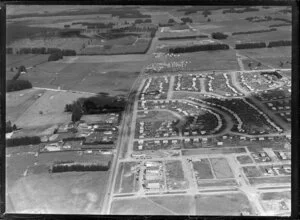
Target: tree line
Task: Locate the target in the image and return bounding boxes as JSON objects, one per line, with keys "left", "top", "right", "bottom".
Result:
{"left": 51, "top": 162, "right": 111, "bottom": 173}
{"left": 232, "top": 28, "right": 277, "bottom": 35}
{"left": 158, "top": 35, "right": 208, "bottom": 41}
{"left": 235, "top": 40, "right": 291, "bottom": 49}
{"left": 6, "top": 136, "right": 41, "bottom": 147}
{"left": 6, "top": 47, "right": 76, "bottom": 56}
{"left": 168, "top": 43, "right": 230, "bottom": 53}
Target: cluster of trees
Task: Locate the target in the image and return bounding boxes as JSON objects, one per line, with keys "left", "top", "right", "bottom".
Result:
{"left": 48, "top": 52, "right": 63, "bottom": 61}
{"left": 235, "top": 42, "right": 267, "bottom": 49}
{"left": 6, "top": 136, "right": 41, "bottom": 147}
{"left": 169, "top": 43, "right": 229, "bottom": 53}
{"left": 232, "top": 28, "right": 277, "bottom": 35}
{"left": 6, "top": 121, "right": 17, "bottom": 133}
{"left": 62, "top": 137, "right": 85, "bottom": 142}
{"left": 202, "top": 10, "right": 212, "bottom": 17}
{"left": 168, "top": 19, "right": 175, "bottom": 23}
{"left": 51, "top": 162, "right": 111, "bottom": 173}
{"left": 158, "top": 23, "right": 174, "bottom": 27}
{"left": 245, "top": 16, "right": 272, "bottom": 22}
{"left": 79, "top": 22, "right": 114, "bottom": 29}
{"left": 223, "top": 7, "right": 259, "bottom": 14}
{"left": 273, "top": 18, "right": 292, "bottom": 23}
{"left": 269, "top": 23, "right": 291, "bottom": 28}
{"left": 83, "top": 140, "right": 114, "bottom": 145}
{"left": 181, "top": 17, "right": 193, "bottom": 23}
{"left": 158, "top": 35, "right": 208, "bottom": 41}
{"left": 268, "top": 40, "right": 291, "bottom": 48}
{"left": 7, "top": 79, "right": 32, "bottom": 92}
{"left": 211, "top": 32, "right": 228, "bottom": 39}
{"left": 10, "top": 47, "right": 76, "bottom": 56}
{"left": 134, "top": 18, "right": 152, "bottom": 24}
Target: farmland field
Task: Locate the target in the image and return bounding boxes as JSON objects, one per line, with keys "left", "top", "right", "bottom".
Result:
{"left": 192, "top": 159, "right": 214, "bottom": 179}
{"left": 195, "top": 193, "right": 255, "bottom": 215}
{"left": 210, "top": 158, "right": 234, "bottom": 179}
{"left": 16, "top": 60, "right": 146, "bottom": 95}
{"left": 110, "top": 195, "right": 195, "bottom": 215}
{"left": 6, "top": 54, "right": 49, "bottom": 69}
{"left": 260, "top": 191, "right": 291, "bottom": 201}
{"left": 10, "top": 90, "right": 91, "bottom": 134}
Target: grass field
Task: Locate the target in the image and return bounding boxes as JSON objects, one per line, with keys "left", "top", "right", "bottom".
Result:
{"left": 7, "top": 172, "right": 109, "bottom": 214}
{"left": 195, "top": 193, "right": 255, "bottom": 215}
{"left": 110, "top": 195, "right": 194, "bottom": 215}
{"left": 210, "top": 158, "right": 234, "bottom": 179}
{"left": 182, "top": 147, "right": 246, "bottom": 156}
{"left": 10, "top": 90, "right": 91, "bottom": 134}
{"left": 236, "top": 155, "right": 253, "bottom": 164}
{"left": 197, "top": 179, "right": 238, "bottom": 188}
{"left": 192, "top": 159, "right": 214, "bottom": 179}
{"left": 14, "top": 59, "right": 146, "bottom": 95}
{"left": 243, "top": 166, "right": 262, "bottom": 178}
{"left": 165, "top": 160, "right": 189, "bottom": 190}
{"left": 6, "top": 54, "right": 49, "bottom": 70}
{"left": 260, "top": 191, "right": 290, "bottom": 200}
{"left": 248, "top": 176, "right": 291, "bottom": 186}
{"left": 114, "top": 162, "right": 139, "bottom": 194}
{"left": 6, "top": 89, "right": 46, "bottom": 122}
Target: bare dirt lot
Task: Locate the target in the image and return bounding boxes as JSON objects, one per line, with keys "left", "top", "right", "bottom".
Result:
{"left": 195, "top": 193, "right": 256, "bottom": 215}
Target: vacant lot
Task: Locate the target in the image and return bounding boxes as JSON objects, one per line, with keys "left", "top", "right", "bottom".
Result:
{"left": 192, "top": 159, "right": 214, "bottom": 179}
{"left": 182, "top": 147, "right": 246, "bottom": 156}
{"left": 197, "top": 179, "right": 237, "bottom": 188}
{"left": 114, "top": 162, "right": 139, "bottom": 194}
{"left": 165, "top": 160, "right": 189, "bottom": 190}
{"left": 210, "top": 158, "right": 234, "bottom": 179}
{"left": 243, "top": 166, "right": 262, "bottom": 178}
{"left": 236, "top": 155, "right": 253, "bottom": 164}
{"left": 195, "top": 193, "right": 255, "bottom": 215}
{"left": 260, "top": 191, "right": 291, "bottom": 201}
{"left": 248, "top": 176, "right": 291, "bottom": 186}
{"left": 110, "top": 195, "right": 194, "bottom": 215}
{"left": 137, "top": 110, "right": 179, "bottom": 122}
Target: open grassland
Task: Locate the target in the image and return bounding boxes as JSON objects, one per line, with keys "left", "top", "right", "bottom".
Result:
{"left": 182, "top": 147, "right": 246, "bottom": 156}
{"left": 248, "top": 176, "right": 291, "bottom": 186}
{"left": 12, "top": 90, "right": 91, "bottom": 132}
{"left": 6, "top": 89, "right": 46, "bottom": 122}
{"left": 197, "top": 179, "right": 237, "bottom": 188}
{"left": 6, "top": 54, "right": 49, "bottom": 69}
{"left": 110, "top": 195, "right": 195, "bottom": 215}
{"left": 7, "top": 172, "right": 109, "bottom": 214}
{"left": 195, "top": 193, "right": 255, "bottom": 215}
{"left": 210, "top": 158, "right": 234, "bottom": 179}
{"left": 15, "top": 59, "right": 146, "bottom": 95}
{"left": 260, "top": 191, "right": 290, "bottom": 201}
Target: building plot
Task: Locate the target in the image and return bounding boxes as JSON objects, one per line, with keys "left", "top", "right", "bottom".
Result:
{"left": 238, "top": 71, "right": 287, "bottom": 93}
{"left": 139, "top": 76, "right": 170, "bottom": 100}
{"left": 195, "top": 193, "right": 256, "bottom": 216}
{"left": 135, "top": 120, "right": 179, "bottom": 139}
{"left": 114, "top": 162, "right": 140, "bottom": 194}
{"left": 192, "top": 159, "right": 214, "bottom": 180}
{"left": 210, "top": 158, "right": 234, "bottom": 179}
{"left": 189, "top": 96, "right": 283, "bottom": 134}
{"left": 259, "top": 191, "right": 291, "bottom": 215}
{"left": 173, "top": 74, "right": 202, "bottom": 92}
{"left": 138, "top": 99, "right": 225, "bottom": 135}
{"left": 206, "top": 73, "right": 243, "bottom": 97}
{"left": 165, "top": 160, "right": 189, "bottom": 190}
{"left": 133, "top": 139, "right": 181, "bottom": 151}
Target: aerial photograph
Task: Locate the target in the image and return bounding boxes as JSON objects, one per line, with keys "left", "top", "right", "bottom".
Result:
{"left": 5, "top": 5, "right": 291, "bottom": 216}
